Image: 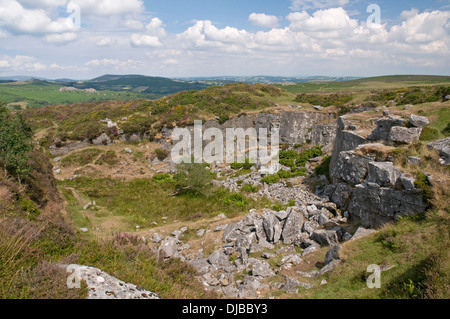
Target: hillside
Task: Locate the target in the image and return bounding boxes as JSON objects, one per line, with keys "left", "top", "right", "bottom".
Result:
{"left": 1, "top": 78, "right": 449, "bottom": 300}
{"left": 0, "top": 75, "right": 211, "bottom": 109}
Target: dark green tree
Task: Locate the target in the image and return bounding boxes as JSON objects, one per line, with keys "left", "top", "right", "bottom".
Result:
{"left": 0, "top": 102, "right": 33, "bottom": 184}
{"left": 172, "top": 161, "right": 214, "bottom": 196}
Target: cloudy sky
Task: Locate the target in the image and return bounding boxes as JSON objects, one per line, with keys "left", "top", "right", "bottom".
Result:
{"left": 0, "top": 0, "right": 449, "bottom": 79}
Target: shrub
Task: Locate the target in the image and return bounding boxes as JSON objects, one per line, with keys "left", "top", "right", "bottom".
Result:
{"left": 223, "top": 192, "right": 248, "bottom": 207}
{"left": 261, "top": 174, "right": 280, "bottom": 184}
{"left": 19, "top": 198, "right": 41, "bottom": 220}
{"left": 241, "top": 184, "right": 258, "bottom": 193}
{"left": 419, "top": 127, "right": 440, "bottom": 142}
{"left": 414, "top": 172, "right": 433, "bottom": 205}
{"left": 315, "top": 156, "right": 332, "bottom": 178}
{"left": 152, "top": 173, "right": 172, "bottom": 183}
{"left": 230, "top": 158, "right": 254, "bottom": 170}
{"left": 442, "top": 122, "right": 450, "bottom": 136}
{"left": 95, "top": 150, "right": 119, "bottom": 166}
{"left": 154, "top": 148, "right": 169, "bottom": 161}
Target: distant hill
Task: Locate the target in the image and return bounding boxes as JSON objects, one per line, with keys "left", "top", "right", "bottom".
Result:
{"left": 62, "top": 74, "right": 210, "bottom": 95}
{"left": 177, "top": 75, "right": 361, "bottom": 84}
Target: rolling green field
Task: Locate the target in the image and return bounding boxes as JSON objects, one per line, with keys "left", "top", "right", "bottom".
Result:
{"left": 278, "top": 75, "right": 450, "bottom": 94}
{"left": 0, "top": 80, "right": 158, "bottom": 108}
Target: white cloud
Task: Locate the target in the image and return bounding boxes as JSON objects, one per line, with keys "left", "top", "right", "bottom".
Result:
{"left": 0, "top": 60, "right": 11, "bottom": 68}
{"left": 130, "top": 33, "right": 162, "bottom": 47}
{"left": 85, "top": 58, "right": 141, "bottom": 70}
{"left": 124, "top": 19, "right": 144, "bottom": 30}
{"left": 389, "top": 10, "right": 450, "bottom": 43}
{"left": 96, "top": 36, "right": 118, "bottom": 47}
{"left": 146, "top": 18, "right": 166, "bottom": 37}
{"left": 45, "top": 32, "right": 77, "bottom": 43}
{"left": 248, "top": 13, "right": 280, "bottom": 28}
{"left": 16, "top": 0, "right": 68, "bottom": 9}
{"left": 0, "top": 55, "right": 47, "bottom": 72}
{"left": 0, "top": 0, "right": 77, "bottom": 35}
{"left": 290, "top": 0, "right": 350, "bottom": 11}
{"left": 287, "top": 7, "right": 358, "bottom": 32}
{"left": 72, "top": 0, "right": 144, "bottom": 17}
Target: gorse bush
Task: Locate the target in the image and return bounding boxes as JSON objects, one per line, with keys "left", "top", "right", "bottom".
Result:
{"left": 223, "top": 192, "right": 248, "bottom": 207}
{"left": 152, "top": 173, "right": 172, "bottom": 183}
{"left": 366, "top": 85, "right": 450, "bottom": 105}
{"left": 294, "top": 93, "right": 353, "bottom": 107}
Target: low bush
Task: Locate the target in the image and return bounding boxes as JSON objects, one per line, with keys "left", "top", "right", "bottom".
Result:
{"left": 223, "top": 192, "right": 248, "bottom": 207}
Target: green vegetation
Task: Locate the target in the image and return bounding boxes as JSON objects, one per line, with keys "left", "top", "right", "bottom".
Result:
{"left": 95, "top": 150, "right": 119, "bottom": 166}
{"left": 261, "top": 146, "right": 322, "bottom": 184}
{"left": 314, "top": 155, "right": 332, "bottom": 179}
{"left": 230, "top": 158, "right": 255, "bottom": 170}
{"left": 154, "top": 148, "right": 169, "bottom": 161}
{"left": 279, "top": 75, "right": 450, "bottom": 94}
{"left": 60, "top": 148, "right": 103, "bottom": 167}
{"left": 0, "top": 102, "right": 33, "bottom": 184}
{"left": 241, "top": 184, "right": 259, "bottom": 193}
{"left": 294, "top": 92, "right": 353, "bottom": 107}
{"left": 223, "top": 192, "right": 248, "bottom": 207}
{"left": 366, "top": 85, "right": 450, "bottom": 106}
{"left": 0, "top": 80, "right": 156, "bottom": 108}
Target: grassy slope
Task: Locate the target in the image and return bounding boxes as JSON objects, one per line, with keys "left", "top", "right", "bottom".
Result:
{"left": 0, "top": 80, "right": 158, "bottom": 108}
{"left": 279, "top": 75, "right": 450, "bottom": 94}
{"left": 3, "top": 78, "right": 449, "bottom": 299}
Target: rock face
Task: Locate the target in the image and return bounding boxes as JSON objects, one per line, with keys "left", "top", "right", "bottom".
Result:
{"left": 326, "top": 115, "right": 430, "bottom": 228}
{"left": 163, "top": 111, "right": 337, "bottom": 155}
{"left": 427, "top": 137, "right": 450, "bottom": 165}
{"left": 409, "top": 115, "right": 430, "bottom": 128}
{"left": 64, "top": 264, "right": 160, "bottom": 299}
{"left": 388, "top": 127, "right": 422, "bottom": 144}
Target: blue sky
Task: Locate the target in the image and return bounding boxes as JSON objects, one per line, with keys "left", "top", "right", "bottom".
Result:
{"left": 0, "top": 0, "right": 449, "bottom": 78}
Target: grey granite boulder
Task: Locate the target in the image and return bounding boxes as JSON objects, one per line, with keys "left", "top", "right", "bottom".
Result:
{"left": 367, "top": 161, "right": 401, "bottom": 187}
{"left": 388, "top": 127, "right": 422, "bottom": 144}
{"left": 310, "top": 229, "right": 339, "bottom": 246}
{"left": 427, "top": 137, "right": 450, "bottom": 165}
{"left": 409, "top": 114, "right": 429, "bottom": 128}
{"left": 368, "top": 116, "right": 405, "bottom": 141}
{"left": 281, "top": 209, "right": 304, "bottom": 245}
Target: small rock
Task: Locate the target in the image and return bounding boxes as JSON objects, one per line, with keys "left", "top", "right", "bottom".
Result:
{"left": 324, "top": 244, "right": 341, "bottom": 265}
{"left": 124, "top": 148, "right": 133, "bottom": 154}
{"left": 197, "top": 229, "right": 206, "bottom": 237}
{"left": 407, "top": 156, "right": 421, "bottom": 165}
{"left": 261, "top": 252, "right": 276, "bottom": 259}
{"left": 409, "top": 114, "right": 429, "bottom": 128}
{"left": 80, "top": 228, "right": 88, "bottom": 232}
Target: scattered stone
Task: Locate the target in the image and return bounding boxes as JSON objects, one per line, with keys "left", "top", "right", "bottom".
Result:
{"left": 324, "top": 244, "right": 341, "bottom": 265}
{"left": 261, "top": 252, "right": 276, "bottom": 259}
{"left": 197, "top": 229, "right": 206, "bottom": 237}
{"left": 150, "top": 233, "right": 162, "bottom": 243}
{"left": 124, "top": 148, "right": 133, "bottom": 154}
{"left": 311, "top": 229, "right": 339, "bottom": 246}
{"left": 313, "top": 105, "right": 323, "bottom": 111}
{"left": 409, "top": 114, "right": 429, "bottom": 128}
{"left": 283, "top": 276, "right": 313, "bottom": 293}
{"left": 281, "top": 209, "right": 304, "bottom": 245}
{"left": 158, "top": 237, "right": 180, "bottom": 259}
{"left": 80, "top": 228, "right": 88, "bottom": 232}
{"left": 427, "top": 137, "right": 450, "bottom": 165}
{"left": 351, "top": 227, "right": 376, "bottom": 240}
{"left": 251, "top": 259, "right": 275, "bottom": 278}
{"left": 92, "top": 133, "right": 112, "bottom": 146}
{"left": 388, "top": 126, "right": 422, "bottom": 144}
{"left": 407, "top": 156, "right": 421, "bottom": 165}
{"left": 63, "top": 264, "right": 159, "bottom": 299}
{"left": 214, "top": 224, "right": 229, "bottom": 232}
{"left": 403, "top": 104, "right": 414, "bottom": 110}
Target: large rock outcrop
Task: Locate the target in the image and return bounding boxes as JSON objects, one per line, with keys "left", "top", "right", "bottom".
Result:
{"left": 326, "top": 114, "right": 430, "bottom": 228}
